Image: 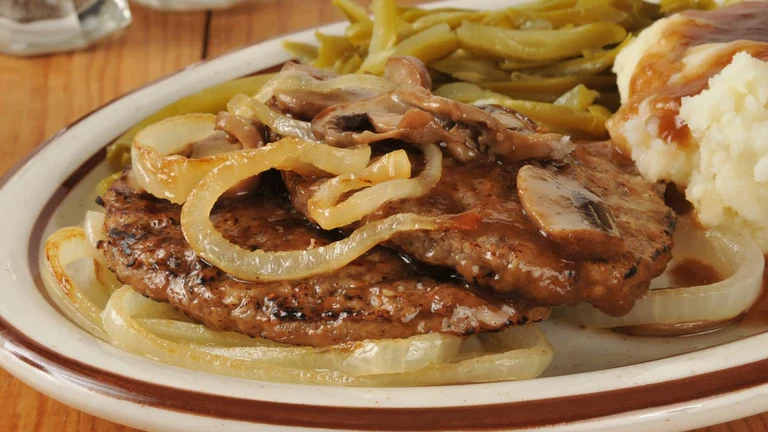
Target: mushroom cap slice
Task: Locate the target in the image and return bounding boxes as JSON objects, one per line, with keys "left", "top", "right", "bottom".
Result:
{"left": 517, "top": 164, "right": 624, "bottom": 260}
{"left": 384, "top": 55, "right": 432, "bottom": 90}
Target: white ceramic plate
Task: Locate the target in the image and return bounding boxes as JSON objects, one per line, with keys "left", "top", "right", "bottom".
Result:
{"left": 2, "top": 1, "right": 768, "bottom": 431}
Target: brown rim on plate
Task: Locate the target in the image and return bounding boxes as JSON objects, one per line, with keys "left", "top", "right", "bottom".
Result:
{"left": 3, "top": 308, "right": 768, "bottom": 430}
{"left": 3, "top": 46, "right": 768, "bottom": 432}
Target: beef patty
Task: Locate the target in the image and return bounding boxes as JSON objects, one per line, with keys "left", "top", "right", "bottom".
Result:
{"left": 100, "top": 173, "right": 549, "bottom": 347}
{"left": 284, "top": 142, "right": 676, "bottom": 316}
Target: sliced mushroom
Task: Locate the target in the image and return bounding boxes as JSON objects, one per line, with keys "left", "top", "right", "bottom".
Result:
{"left": 476, "top": 104, "right": 540, "bottom": 132}
{"left": 383, "top": 55, "right": 432, "bottom": 90}
{"left": 280, "top": 61, "right": 338, "bottom": 80}
{"left": 215, "top": 112, "right": 266, "bottom": 149}
{"left": 517, "top": 165, "right": 624, "bottom": 260}
{"left": 312, "top": 87, "right": 572, "bottom": 163}
{"left": 178, "top": 124, "right": 261, "bottom": 197}
{"left": 182, "top": 130, "right": 241, "bottom": 159}
{"left": 273, "top": 87, "right": 381, "bottom": 120}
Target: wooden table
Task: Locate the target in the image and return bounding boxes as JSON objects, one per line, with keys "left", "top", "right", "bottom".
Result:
{"left": 0, "top": 1, "right": 765, "bottom": 430}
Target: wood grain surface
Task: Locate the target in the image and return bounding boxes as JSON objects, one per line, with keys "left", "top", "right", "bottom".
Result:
{"left": 0, "top": 0, "right": 765, "bottom": 431}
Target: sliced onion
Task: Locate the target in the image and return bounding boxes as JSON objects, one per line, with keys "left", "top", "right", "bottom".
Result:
{"left": 83, "top": 210, "right": 106, "bottom": 248}
{"left": 309, "top": 143, "right": 442, "bottom": 229}
{"left": 137, "top": 318, "right": 283, "bottom": 347}
{"left": 131, "top": 114, "right": 371, "bottom": 204}
{"left": 558, "top": 218, "right": 764, "bottom": 333}
{"left": 103, "top": 286, "right": 552, "bottom": 385}
{"left": 227, "top": 94, "right": 315, "bottom": 141}
{"left": 253, "top": 70, "right": 398, "bottom": 103}
{"left": 131, "top": 113, "right": 233, "bottom": 204}
{"left": 389, "top": 324, "right": 554, "bottom": 386}
{"left": 181, "top": 139, "right": 462, "bottom": 282}
{"left": 138, "top": 320, "right": 461, "bottom": 376}
{"left": 40, "top": 227, "right": 119, "bottom": 340}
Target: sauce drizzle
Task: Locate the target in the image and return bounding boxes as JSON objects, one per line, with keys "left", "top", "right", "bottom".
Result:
{"left": 609, "top": 2, "right": 768, "bottom": 150}
{"left": 668, "top": 258, "right": 722, "bottom": 288}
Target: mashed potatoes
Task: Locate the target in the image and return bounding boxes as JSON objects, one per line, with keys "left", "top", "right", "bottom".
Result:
{"left": 678, "top": 52, "right": 768, "bottom": 249}
{"left": 609, "top": 2, "right": 768, "bottom": 251}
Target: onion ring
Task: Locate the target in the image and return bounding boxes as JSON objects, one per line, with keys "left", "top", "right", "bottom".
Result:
{"left": 309, "top": 143, "right": 442, "bottom": 229}
{"left": 181, "top": 140, "right": 468, "bottom": 282}
{"left": 131, "top": 114, "right": 371, "bottom": 204}
{"left": 102, "top": 286, "right": 553, "bottom": 386}
{"left": 41, "top": 227, "right": 119, "bottom": 340}
{"left": 558, "top": 218, "right": 764, "bottom": 334}
{"left": 227, "top": 94, "right": 315, "bottom": 141}
{"left": 254, "top": 69, "right": 399, "bottom": 103}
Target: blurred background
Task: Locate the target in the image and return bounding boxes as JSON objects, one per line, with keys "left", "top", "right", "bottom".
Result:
{"left": 0, "top": 0, "right": 425, "bottom": 176}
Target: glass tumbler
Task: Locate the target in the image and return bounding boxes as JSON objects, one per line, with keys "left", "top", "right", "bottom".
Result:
{"left": 0, "top": 0, "right": 132, "bottom": 56}
{"left": 129, "top": 0, "right": 252, "bottom": 11}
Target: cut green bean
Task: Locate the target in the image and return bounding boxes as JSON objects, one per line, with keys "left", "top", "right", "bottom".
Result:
{"left": 456, "top": 21, "right": 627, "bottom": 61}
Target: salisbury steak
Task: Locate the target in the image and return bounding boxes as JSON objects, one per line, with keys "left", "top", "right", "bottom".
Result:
{"left": 100, "top": 174, "right": 548, "bottom": 347}
{"left": 285, "top": 142, "right": 676, "bottom": 316}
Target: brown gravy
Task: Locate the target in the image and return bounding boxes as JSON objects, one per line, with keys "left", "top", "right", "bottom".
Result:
{"left": 668, "top": 258, "right": 722, "bottom": 288}
{"left": 609, "top": 2, "right": 768, "bottom": 151}
{"left": 617, "top": 257, "right": 767, "bottom": 337}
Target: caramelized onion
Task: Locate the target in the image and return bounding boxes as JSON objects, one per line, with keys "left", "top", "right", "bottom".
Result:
{"left": 132, "top": 114, "right": 370, "bottom": 204}
{"left": 181, "top": 140, "right": 462, "bottom": 282}
{"left": 253, "top": 69, "right": 398, "bottom": 103}
{"left": 42, "top": 215, "right": 551, "bottom": 386}
{"left": 559, "top": 218, "right": 764, "bottom": 334}
{"left": 83, "top": 210, "right": 106, "bottom": 248}
{"left": 309, "top": 143, "right": 442, "bottom": 229}
{"left": 41, "top": 227, "right": 120, "bottom": 340}
{"left": 227, "top": 94, "right": 315, "bottom": 141}
{"left": 102, "top": 286, "right": 552, "bottom": 386}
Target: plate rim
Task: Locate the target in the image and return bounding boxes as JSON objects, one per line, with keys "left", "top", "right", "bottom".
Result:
{"left": 2, "top": 1, "right": 768, "bottom": 430}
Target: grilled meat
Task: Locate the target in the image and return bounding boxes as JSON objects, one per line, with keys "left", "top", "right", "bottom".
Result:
{"left": 100, "top": 173, "right": 549, "bottom": 347}
{"left": 284, "top": 142, "right": 676, "bottom": 316}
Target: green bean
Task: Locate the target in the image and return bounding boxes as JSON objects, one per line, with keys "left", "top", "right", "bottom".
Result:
{"left": 554, "top": 84, "right": 599, "bottom": 109}
{"left": 477, "top": 74, "right": 616, "bottom": 95}
{"left": 368, "top": 0, "right": 398, "bottom": 55}
{"left": 358, "top": 23, "right": 458, "bottom": 75}
{"left": 337, "top": 53, "right": 363, "bottom": 74}
{"left": 498, "top": 58, "right": 553, "bottom": 71}
{"left": 313, "top": 32, "right": 356, "bottom": 69}
{"left": 526, "top": 36, "right": 631, "bottom": 76}
{"left": 430, "top": 51, "right": 511, "bottom": 83}
{"left": 345, "top": 21, "right": 373, "bottom": 47}
{"left": 399, "top": 7, "right": 471, "bottom": 22}
{"left": 513, "top": 0, "right": 579, "bottom": 13}
{"left": 411, "top": 10, "right": 483, "bottom": 31}
{"left": 456, "top": 21, "right": 627, "bottom": 61}
{"left": 113, "top": 73, "right": 276, "bottom": 149}
{"left": 282, "top": 41, "right": 318, "bottom": 64}
{"left": 333, "top": 0, "right": 371, "bottom": 23}
{"left": 434, "top": 82, "right": 609, "bottom": 137}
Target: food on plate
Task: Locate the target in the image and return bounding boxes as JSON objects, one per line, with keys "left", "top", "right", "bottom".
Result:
{"left": 561, "top": 1, "right": 767, "bottom": 333}
{"left": 608, "top": 1, "right": 768, "bottom": 250}
{"left": 284, "top": 140, "right": 675, "bottom": 316}
{"left": 283, "top": 0, "right": 668, "bottom": 139}
{"left": 100, "top": 172, "right": 548, "bottom": 346}
{"left": 562, "top": 217, "right": 764, "bottom": 333}
{"left": 41, "top": 0, "right": 767, "bottom": 386}
{"left": 43, "top": 55, "right": 675, "bottom": 385}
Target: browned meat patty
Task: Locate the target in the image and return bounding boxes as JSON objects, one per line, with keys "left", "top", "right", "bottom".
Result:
{"left": 284, "top": 142, "right": 676, "bottom": 316}
{"left": 100, "top": 173, "right": 549, "bottom": 347}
